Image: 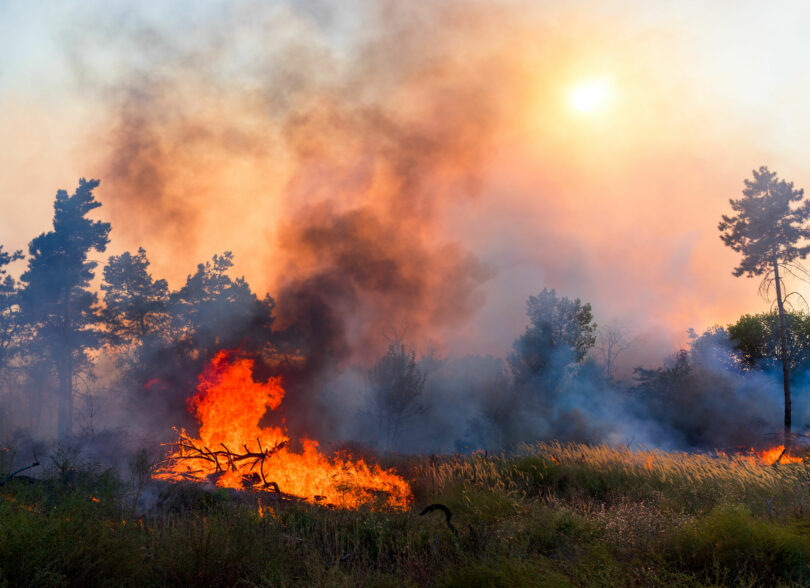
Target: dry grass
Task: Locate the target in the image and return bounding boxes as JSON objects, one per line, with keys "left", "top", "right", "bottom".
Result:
{"left": 3, "top": 442, "right": 810, "bottom": 586}
{"left": 418, "top": 442, "right": 810, "bottom": 517}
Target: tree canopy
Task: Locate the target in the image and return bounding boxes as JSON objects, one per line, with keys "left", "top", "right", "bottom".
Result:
{"left": 508, "top": 288, "right": 596, "bottom": 384}
{"left": 728, "top": 312, "right": 810, "bottom": 372}
{"left": 719, "top": 166, "right": 810, "bottom": 278}
{"left": 101, "top": 247, "right": 170, "bottom": 346}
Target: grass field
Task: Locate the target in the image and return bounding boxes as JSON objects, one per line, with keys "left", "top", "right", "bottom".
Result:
{"left": 3, "top": 442, "right": 810, "bottom": 587}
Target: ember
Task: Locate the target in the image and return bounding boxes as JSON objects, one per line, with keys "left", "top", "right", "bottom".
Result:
{"left": 154, "top": 351, "right": 412, "bottom": 509}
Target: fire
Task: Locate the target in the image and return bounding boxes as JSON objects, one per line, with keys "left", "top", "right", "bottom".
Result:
{"left": 154, "top": 351, "right": 412, "bottom": 509}
{"left": 754, "top": 445, "right": 803, "bottom": 465}
{"left": 720, "top": 445, "right": 805, "bottom": 465}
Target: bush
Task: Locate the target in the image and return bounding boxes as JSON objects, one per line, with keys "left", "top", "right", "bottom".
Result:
{"left": 669, "top": 507, "right": 810, "bottom": 585}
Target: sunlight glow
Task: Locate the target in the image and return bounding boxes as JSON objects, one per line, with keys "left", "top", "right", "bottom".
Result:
{"left": 569, "top": 78, "right": 613, "bottom": 113}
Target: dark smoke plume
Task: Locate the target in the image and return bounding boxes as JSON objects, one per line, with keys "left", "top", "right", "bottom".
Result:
{"left": 84, "top": 2, "right": 504, "bottom": 377}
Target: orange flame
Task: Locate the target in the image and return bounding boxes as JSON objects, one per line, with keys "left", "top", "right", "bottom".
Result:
{"left": 721, "top": 445, "right": 804, "bottom": 465}
{"left": 755, "top": 445, "right": 803, "bottom": 465}
{"left": 154, "top": 351, "right": 412, "bottom": 509}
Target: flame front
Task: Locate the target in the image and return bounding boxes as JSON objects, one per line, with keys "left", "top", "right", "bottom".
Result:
{"left": 155, "top": 351, "right": 412, "bottom": 509}
{"left": 755, "top": 445, "right": 803, "bottom": 465}
{"left": 721, "top": 445, "right": 805, "bottom": 465}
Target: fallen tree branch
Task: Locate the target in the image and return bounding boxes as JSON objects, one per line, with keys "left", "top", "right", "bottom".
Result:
{"left": 158, "top": 429, "right": 288, "bottom": 491}
{"left": 0, "top": 454, "right": 40, "bottom": 486}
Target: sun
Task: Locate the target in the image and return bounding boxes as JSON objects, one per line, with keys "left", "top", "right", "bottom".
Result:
{"left": 568, "top": 78, "right": 614, "bottom": 114}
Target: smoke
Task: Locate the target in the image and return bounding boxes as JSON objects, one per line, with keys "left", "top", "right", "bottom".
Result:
{"left": 348, "top": 327, "right": 795, "bottom": 454}
{"left": 72, "top": 2, "right": 509, "bottom": 371}
{"left": 5, "top": 0, "right": 810, "bottom": 459}
{"left": 43, "top": 0, "right": 772, "bottom": 362}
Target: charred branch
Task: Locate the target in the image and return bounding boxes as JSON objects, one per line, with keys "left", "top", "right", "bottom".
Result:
{"left": 158, "top": 428, "right": 288, "bottom": 491}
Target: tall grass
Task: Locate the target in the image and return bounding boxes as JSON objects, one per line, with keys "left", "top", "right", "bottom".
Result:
{"left": 2, "top": 442, "right": 810, "bottom": 586}
{"left": 419, "top": 442, "right": 810, "bottom": 516}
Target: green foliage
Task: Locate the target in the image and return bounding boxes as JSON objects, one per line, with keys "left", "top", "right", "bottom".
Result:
{"left": 508, "top": 288, "right": 596, "bottom": 385}
{"left": 669, "top": 507, "right": 810, "bottom": 585}
{"left": 154, "top": 482, "right": 231, "bottom": 514}
{"left": 4, "top": 442, "right": 810, "bottom": 586}
{"left": 719, "top": 166, "right": 810, "bottom": 449}
{"left": 728, "top": 311, "right": 810, "bottom": 371}
{"left": 438, "top": 559, "right": 572, "bottom": 588}
{"left": 101, "top": 248, "right": 169, "bottom": 347}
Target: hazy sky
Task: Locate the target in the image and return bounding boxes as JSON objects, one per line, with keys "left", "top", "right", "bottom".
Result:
{"left": 3, "top": 0, "right": 810, "bottom": 366}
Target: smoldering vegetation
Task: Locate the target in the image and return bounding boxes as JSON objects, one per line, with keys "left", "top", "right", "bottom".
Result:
{"left": 338, "top": 312, "right": 799, "bottom": 456}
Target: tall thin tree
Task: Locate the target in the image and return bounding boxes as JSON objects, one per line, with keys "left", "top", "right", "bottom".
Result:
{"left": 20, "top": 179, "right": 111, "bottom": 440}
{"left": 718, "top": 166, "right": 810, "bottom": 451}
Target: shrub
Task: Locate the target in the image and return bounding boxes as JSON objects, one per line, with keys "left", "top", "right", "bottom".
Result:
{"left": 669, "top": 507, "right": 810, "bottom": 585}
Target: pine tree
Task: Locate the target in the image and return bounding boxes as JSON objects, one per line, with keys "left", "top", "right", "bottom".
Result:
{"left": 719, "top": 166, "right": 810, "bottom": 450}
{"left": 101, "top": 247, "right": 169, "bottom": 346}
{"left": 171, "top": 251, "right": 275, "bottom": 359}
{"left": 20, "top": 179, "right": 110, "bottom": 440}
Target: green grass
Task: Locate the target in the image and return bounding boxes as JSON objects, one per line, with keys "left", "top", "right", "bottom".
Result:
{"left": 3, "top": 442, "right": 810, "bottom": 586}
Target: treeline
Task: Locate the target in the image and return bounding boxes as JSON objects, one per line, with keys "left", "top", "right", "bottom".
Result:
{"left": 368, "top": 165, "right": 810, "bottom": 453}
{"left": 0, "top": 180, "right": 277, "bottom": 442}
{"left": 0, "top": 178, "right": 807, "bottom": 453}
{"left": 368, "top": 300, "right": 810, "bottom": 453}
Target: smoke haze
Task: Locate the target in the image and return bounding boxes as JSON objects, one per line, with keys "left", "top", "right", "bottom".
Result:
{"left": 4, "top": 0, "right": 806, "bottom": 361}
{"left": 3, "top": 1, "right": 810, "bottom": 456}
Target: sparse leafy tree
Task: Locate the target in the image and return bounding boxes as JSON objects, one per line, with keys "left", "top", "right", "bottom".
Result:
{"left": 595, "top": 323, "right": 632, "bottom": 380}
{"left": 718, "top": 166, "right": 810, "bottom": 449}
{"left": 368, "top": 342, "right": 426, "bottom": 451}
{"left": 19, "top": 179, "right": 111, "bottom": 440}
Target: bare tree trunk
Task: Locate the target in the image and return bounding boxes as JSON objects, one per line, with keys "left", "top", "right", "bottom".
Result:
{"left": 57, "top": 357, "right": 73, "bottom": 441}
{"left": 57, "top": 297, "right": 73, "bottom": 441}
{"left": 772, "top": 258, "right": 792, "bottom": 452}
